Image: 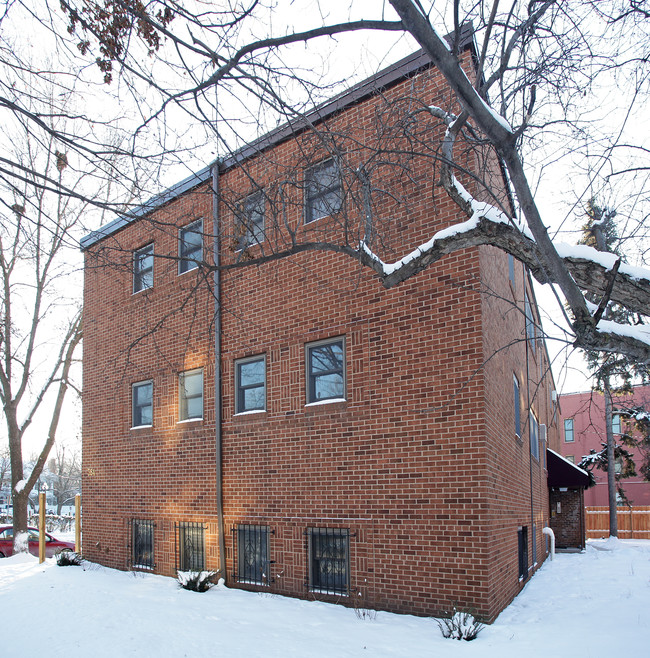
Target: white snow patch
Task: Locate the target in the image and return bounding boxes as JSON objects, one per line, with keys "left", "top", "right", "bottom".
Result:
{"left": 596, "top": 319, "right": 650, "bottom": 346}
{"left": 14, "top": 479, "right": 27, "bottom": 494}
{"left": 1, "top": 539, "right": 649, "bottom": 656}
{"left": 555, "top": 242, "right": 650, "bottom": 283}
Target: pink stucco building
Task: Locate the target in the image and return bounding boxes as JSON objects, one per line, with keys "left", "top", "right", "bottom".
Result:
{"left": 559, "top": 386, "right": 650, "bottom": 506}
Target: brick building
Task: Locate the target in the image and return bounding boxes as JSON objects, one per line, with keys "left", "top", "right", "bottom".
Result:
{"left": 559, "top": 386, "right": 650, "bottom": 506}
{"left": 81, "top": 45, "right": 569, "bottom": 622}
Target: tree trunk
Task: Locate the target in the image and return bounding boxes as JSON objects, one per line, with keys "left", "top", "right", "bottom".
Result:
{"left": 604, "top": 380, "right": 618, "bottom": 537}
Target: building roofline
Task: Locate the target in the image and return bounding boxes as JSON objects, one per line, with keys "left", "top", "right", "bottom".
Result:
{"left": 81, "top": 24, "right": 475, "bottom": 251}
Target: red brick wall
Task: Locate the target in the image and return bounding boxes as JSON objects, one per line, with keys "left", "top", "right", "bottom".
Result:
{"left": 82, "top": 55, "right": 558, "bottom": 622}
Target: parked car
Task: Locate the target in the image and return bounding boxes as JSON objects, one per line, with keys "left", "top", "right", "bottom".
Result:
{"left": 0, "top": 525, "right": 75, "bottom": 558}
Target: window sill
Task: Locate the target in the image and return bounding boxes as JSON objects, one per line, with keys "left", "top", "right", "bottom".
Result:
{"left": 305, "top": 398, "right": 346, "bottom": 407}
{"left": 234, "top": 409, "right": 266, "bottom": 417}
{"left": 177, "top": 418, "right": 203, "bottom": 425}
{"left": 178, "top": 265, "right": 199, "bottom": 276}
{"left": 130, "top": 425, "right": 153, "bottom": 431}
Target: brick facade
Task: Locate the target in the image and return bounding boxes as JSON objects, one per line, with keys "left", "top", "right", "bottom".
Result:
{"left": 82, "top": 49, "right": 560, "bottom": 622}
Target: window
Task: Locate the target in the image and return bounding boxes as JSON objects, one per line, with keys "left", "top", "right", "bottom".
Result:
{"left": 179, "top": 369, "right": 203, "bottom": 421}
{"left": 530, "top": 411, "right": 539, "bottom": 460}
{"left": 131, "top": 519, "right": 154, "bottom": 570}
{"left": 564, "top": 418, "right": 574, "bottom": 442}
{"left": 236, "top": 192, "right": 265, "bottom": 248}
{"left": 513, "top": 375, "right": 521, "bottom": 439}
{"left": 235, "top": 356, "right": 266, "bottom": 414}
{"left": 306, "top": 338, "right": 345, "bottom": 404}
{"left": 308, "top": 528, "right": 349, "bottom": 594}
{"left": 179, "top": 219, "right": 203, "bottom": 274}
{"left": 540, "top": 423, "right": 547, "bottom": 469}
{"left": 518, "top": 526, "right": 528, "bottom": 580}
{"left": 508, "top": 254, "right": 516, "bottom": 287}
{"left": 236, "top": 524, "right": 270, "bottom": 585}
{"left": 132, "top": 380, "right": 153, "bottom": 428}
{"left": 305, "top": 158, "right": 342, "bottom": 223}
{"left": 524, "top": 291, "right": 535, "bottom": 353}
{"left": 565, "top": 455, "right": 575, "bottom": 463}
{"left": 532, "top": 524, "right": 537, "bottom": 566}
{"left": 133, "top": 244, "right": 153, "bottom": 293}
{"left": 177, "top": 522, "right": 205, "bottom": 571}
{"left": 612, "top": 413, "right": 621, "bottom": 434}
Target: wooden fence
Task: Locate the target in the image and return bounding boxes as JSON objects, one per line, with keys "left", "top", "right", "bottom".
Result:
{"left": 586, "top": 506, "right": 650, "bottom": 540}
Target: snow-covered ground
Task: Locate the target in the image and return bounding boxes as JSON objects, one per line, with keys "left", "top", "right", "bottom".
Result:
{"left": 0, "top": 538, "right": 647, "bottom": 657}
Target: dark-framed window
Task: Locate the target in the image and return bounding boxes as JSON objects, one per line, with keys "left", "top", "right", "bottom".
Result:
{"left": 179, "top": 219, "right": 203, "bottom": 274}
{"left": 564, "top": 418, "right": 574, "bottom": 442}
{"left": 176, "top": 522, "right": 205, "bottom": 571}
{"left": 133, "top": 244, "right": 153, "bottom": 293}
{"left": 305, "top": 158, "right": 342, "bottom": 224}
{"left": 530, "top": 411, "right": 539, "bottom": 460}
{"left": 524, "top": 291, "right": 536, "bottom": 353}
{"left": 236, "top": 191, "right": 265, "bottom": 248}
{"left": 179, "top": 368, "right": 203, "bottom": 421}
{"left": 612, "top": 413, "right": 621, "bottom": 434}
{"left": 306, "top": 338, "right": 345, "bottom": 404}
{"left": 236, "top": 524, "right": 269, "bottom": 585}
{"left": 508, "top": 253, "right": 516, "bottom": 287}
{"left": 540, "top": 423, "right": 547, "bottom": 469}
{"left": 132, "top": 380, "right": 153, "bottom": 428}
{"left": 308, "top": 527, "right": 349, "bottom": 594}
{"left": 131, "top": 519, "right": 154, "bottom": 570}
{"left": 513, "top": 374, "right": 521, "bottom": 439}
{"left": 518, "top": 525, "right": 528, "bottom": 580}
{"left": 235, "top": 355, "right": 266, "bottom": 414}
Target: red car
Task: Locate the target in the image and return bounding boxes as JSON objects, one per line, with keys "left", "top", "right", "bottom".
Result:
{"left": 0, "top": 525, "right": 75, "bottom": 558}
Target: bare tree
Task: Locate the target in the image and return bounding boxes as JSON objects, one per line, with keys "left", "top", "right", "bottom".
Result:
{"left": 1, "top": 2, "right": 649, "bottom": 367}
{"left": 0, "top": 94, "right": 88, "bottom": 551}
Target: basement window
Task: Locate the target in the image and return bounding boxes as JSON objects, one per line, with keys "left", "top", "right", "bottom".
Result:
{"left": 176, "top": 522, "right": 206, "bottom": 571}
{"left": 308, "top": 527, "right": 349, "bottom": 595}
{"left": 236, "top": 524, "right": 270, "bottom": 585}
{"left": 131, "top": 519, "right": 154, "bottom": 570}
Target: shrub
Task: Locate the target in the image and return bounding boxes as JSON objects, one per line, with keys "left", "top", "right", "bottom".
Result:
{"left": 436, "top": 608, "right": 484, "bottom": 641}
{"left": 177, "top": 570, "right": 218, "bottom": 592}
{"left": 56, "top": 550, "right": 83, "bottom": 567}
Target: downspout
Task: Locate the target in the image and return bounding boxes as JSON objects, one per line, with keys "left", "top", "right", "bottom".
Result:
{"left": 524, "top": 268, "right": 535, "bottom": 572}
{"left": 212, "top": 161, "right": 227, "bottom": 581}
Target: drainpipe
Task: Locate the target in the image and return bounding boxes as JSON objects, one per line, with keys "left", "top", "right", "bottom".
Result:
{"left": 212, "top": 161, "right": 227, "bottom": 581}
{"left": 524, "top": 268, "right": 535, "bottom": 571}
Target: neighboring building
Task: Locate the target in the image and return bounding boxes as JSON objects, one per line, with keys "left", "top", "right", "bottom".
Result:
{"left": 559, "top": 386, "right": 650, "bottom": 506}
{"left": 81, "top": 42, "right": 571, "bottom": 622}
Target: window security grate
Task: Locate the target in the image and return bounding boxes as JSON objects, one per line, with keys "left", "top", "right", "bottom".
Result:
{"left": 235, "top": 524, "right": 270, "bottom": 585}
{"left": 308, "top": 527, "right": 350, "bottom": 595}
{"left": 176, "top": 522, "right": 206, "bottom": 571}
{"left": 130, "top": 519, "right": 155, "bottom": 570}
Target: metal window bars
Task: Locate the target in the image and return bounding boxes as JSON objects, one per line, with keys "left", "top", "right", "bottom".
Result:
{"left": 233, "top": 524, "right": 271, "bottom": 585}
{"left": 176, "top": 522, "right": 206, "bottom": 572}
{"left": 307, "top": 527, "right": 350, "bottom": 595}
{"left": 130, "top": 519, "right": 155, "bottom": 570}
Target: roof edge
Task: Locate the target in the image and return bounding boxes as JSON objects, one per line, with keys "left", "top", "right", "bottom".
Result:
{"left": 81, "top": 23, "right": 475, "bottom": 251}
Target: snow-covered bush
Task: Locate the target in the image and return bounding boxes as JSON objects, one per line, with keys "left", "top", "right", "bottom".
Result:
{"left": 436, "top": 609, "right": 484, "bottom": 641}
{"left": 56, "top": 550, "right": 83, "bottom": 566}
{"left": 177, "top": 570, "right": 217, "bottom": 592}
